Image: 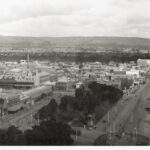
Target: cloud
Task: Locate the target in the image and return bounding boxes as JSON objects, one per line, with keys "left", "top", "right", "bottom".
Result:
{"left": 0, "top": 0, "right": 150, "bottom": 37}
{"left": 0, "top": 0, "right": 92, "bottom": 24}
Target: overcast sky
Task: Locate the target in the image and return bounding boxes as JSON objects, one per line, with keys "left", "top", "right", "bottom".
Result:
{"left": 0, "top": 0, "right": 150, "bottom": 38}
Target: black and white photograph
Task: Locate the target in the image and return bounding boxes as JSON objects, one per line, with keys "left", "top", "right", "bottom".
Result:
{"left": 0, "top": 0, "right": 149, "bottom": 147}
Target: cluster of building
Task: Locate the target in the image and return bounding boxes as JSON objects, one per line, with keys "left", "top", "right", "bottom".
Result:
{"left": 0, "top": 56, "right": 149, "bottom": 115}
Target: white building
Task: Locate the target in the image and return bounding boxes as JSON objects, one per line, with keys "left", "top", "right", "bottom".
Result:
{"left": 137, "top": 59, "right": 150, "bottom": 66}
{"left": 126, "top": 69, "right": 140, "bottom": 78}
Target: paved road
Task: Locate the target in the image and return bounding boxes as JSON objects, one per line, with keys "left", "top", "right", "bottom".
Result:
{"left": 116, "top": 79, "right": 150, "bottom": 144}
{"left": 73, "top": 82, "right": 147, "bottom": 145}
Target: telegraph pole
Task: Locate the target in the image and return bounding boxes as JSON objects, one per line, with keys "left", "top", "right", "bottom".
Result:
{"left": 30, "top": 96, "right": 33, "bottom": 125}
{"left": 133, "top": 127, "right": 137, "bottom": 143}
{"left": 0, "top": 107, "right": 1, "bottom": 128}
{"left": 30, "top": 110, "right": 33, "bottom": 124}
{"left": 93, "top": 113, "right": 96, "bottom": 129}
{"left": 109, "top": 126, "right": 112, "bottom": 140}
{"left": 75, "top": 128, "right": 78, "bottom": 141}
{"left": 130, "top": 111, "right": 133, "bottom": 123}
{"left": 112, "top": 121, "right": 116, "bottom": 134}
{"left": 37, "top": 112, "right": 40, "bottom": 125}
{"left": 134, "top": 127, "right": 137, "bottom": 138}
{"left": 107, "top": 111, "right": 110, "bottom": 123}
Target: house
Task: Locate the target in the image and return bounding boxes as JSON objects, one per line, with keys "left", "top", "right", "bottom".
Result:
{"left": 56, "top": 76, "right": 68, "bottom": 91}
{"left": 126, "top": 69, "right": 140, "bottom": 78}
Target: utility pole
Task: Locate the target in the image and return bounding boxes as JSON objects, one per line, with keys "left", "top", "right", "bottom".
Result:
{"left": 66, "top": 72, "right": 68, "bottom": 92}
{"left": 130, "top": 111, "right": 133, "bottom": 123}
{"left": 47, "top": 93, "right": 49, "bottom": 100}
{"left": 112, "top": 121, "right": 115, "bottom": 134}
{"left": 37, "top": 112, "right": 40, "bottom": 125}
{"left": 134, "top": 127, "right": 137, "bottom": 138}
{"left": 133, "top": 127, "right": 137, "bottom": 143}
{"left": 75, "top": 128, "right": 78, "bottom": 141}
{"left": 93, "top": 113, "right": 96, "bottom": 129}
{"left": 30, "top": 110, "right": 33, "bottom": 124}
{"left": 30, "top": 96, "right": 33, "bottom": 125}
{"left": 107, "top": 111, "right": 110, "bottom": 123}
{"left": 109, "top": 126, "right": 112, "bottom": 140}
{"left": 0, "top": 108, "right": 1, "bottom": 128}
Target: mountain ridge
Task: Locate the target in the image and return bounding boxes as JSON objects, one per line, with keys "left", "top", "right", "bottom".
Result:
{"left": 0, "top": 35, "right": 150, "bottom": 50}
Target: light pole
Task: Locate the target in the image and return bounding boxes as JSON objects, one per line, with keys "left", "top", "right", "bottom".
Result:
{"left": 30, "top": 110, "right": 33, "bottom": 124}
{"left": 133, "top": 127, "right": 137, "bottom": 143}
{"left": 112, "top": 121, "right": 116, "bottom": 134}
{"left": 47, "top": 93, "right": 48, "bottom": 101}
{"left": 107, "top": 111, "right": 110, "bottom": 123}
{"left": 107, "top": 111, "right": 110, "bottom": 136}
{"left": 134, "top": 127, "right": 137, "bottom": 138}
{"left": 0, "top": 107, "right": 1, "bottom": 128}
{"left": 133, "top": 127, "right": 137, "bottom": 142}
{"left": 37, "top": 112, "right": 40, "bottom": 125}
{"left": 75, "top": 127, "right": 78, "bottom": 141}
{"left": 130, "top": 111, "right": 133, "bottom": 123}
{"left": 109, "top": 126, "right": 112, "bottom": 140}
{"left": 30, "top": 96, "right": 33, "bottom": 125}
{"left": 93, "top": 113, "right": 96, "bottom": 129}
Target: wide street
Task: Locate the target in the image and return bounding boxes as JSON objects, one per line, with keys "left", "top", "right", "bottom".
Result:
{"left": 118, "top": 79, "right": 150, "bottom": 144}
{"left": 74, "top": 80, "right": 150, "bottom": 145}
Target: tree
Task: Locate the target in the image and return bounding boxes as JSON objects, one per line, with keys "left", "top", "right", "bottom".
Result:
{"left": 49, "top": 99, "right": 58, "bottom": 113}
{"left": 0, "top": 98, "right": 4, "bottom": 105}
{"left": 121, "top": 78, "right": 133, "bottom": 90}
{"left": 25, "top": 120, "right": 73, "bottom": 145}
{"left": 75, "top": 87, "right": 84, "bottom": 99}
{"left": 0, "top": 120, "right": 74, "bottom": 145}
{"left": 88, "top": 82, "right": 123, "bottom": 104}
{"left": 35, "top": 99, "right": 58, "bottom": 121}
{"left": 60, "top": 82, "right": 123, "bottom": 125}
{"left": 0, "top": 126, "right": 25, "bottom": 145}
{"left": 59, "top": 96, "right": 77, "bottom": 111}
{"left": 94, "top": 134, "right": 108, "bottom": 145}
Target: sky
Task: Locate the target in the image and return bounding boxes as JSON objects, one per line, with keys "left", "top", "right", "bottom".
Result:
{"left": 0, "top": 0, "right": 150, "bottom": 38}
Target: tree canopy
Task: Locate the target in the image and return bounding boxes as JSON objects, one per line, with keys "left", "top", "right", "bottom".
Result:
{"left": 59, "top": 82, "right": 123, "bottom": 123}
{"left": 24, "top": 120, "right": 73, "bottom": 145}
{"left": 35, "top": 99, "right": 58, "bottom": 121}
{"left": 0, "top": 120, "right": 73, "bottom": 145}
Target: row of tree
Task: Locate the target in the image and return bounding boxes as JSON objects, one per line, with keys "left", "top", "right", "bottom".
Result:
{"left": 0, "top": 120, "right": 73, "bottom": 145}
{"left": 1, "top": 51, "right": 150, "bottom": 63}
{"left": 34, "top": 99, "right": 57, "bottom": 121}
{"left": 58, "top": 82, "right": 123, "bottom": 123}
{"left": 27, "top": 81, "right": 123, "bottom": 145}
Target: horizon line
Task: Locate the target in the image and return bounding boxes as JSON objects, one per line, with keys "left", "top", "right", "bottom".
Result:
{"left": 0, "top": 34, "right": 149, "bottom": 39}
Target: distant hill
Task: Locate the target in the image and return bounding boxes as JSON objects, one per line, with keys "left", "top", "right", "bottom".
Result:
{"left": 0, "top": 36, "right": 150, "bottom": 50}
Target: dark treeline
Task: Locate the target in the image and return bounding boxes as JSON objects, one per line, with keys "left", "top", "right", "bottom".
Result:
{"left": 57, "top": 82, "right": 123, "bottom": 124}
{"left": 34, "top": 99, "right": 58, "bottom": 121}
{"left": 0, "top": 51, "right": 150, "bottom": 63}
{"left": 35, "top": 82, "right": 123, "bottom": 127}
{"left": 0, "top": 120, "right": 73, "bottom": 145}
